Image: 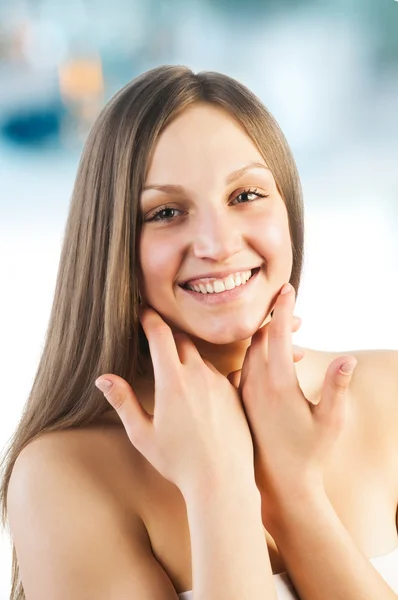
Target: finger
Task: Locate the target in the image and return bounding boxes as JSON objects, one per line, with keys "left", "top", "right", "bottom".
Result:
{"left": 261, "top": 314, "right": 301, "bottom": 335}
{"left": 236, "top": 344, "right": 303, "bottom": 380}
{"left": 251, "top": 311, "right": 302, "bottom": 358}
{"left": 292, "top": 316, "right": 302, "bottom": 333}
{"left": 267, "top": 283, "right": 297, "bottom": 384}
{"left": 232, "top": 346, "right": 303, "bottom": 392}
{"left": 232, "top": 311, "right": 304, "bottom": 391}
{"left": 313, "top": 356, "right": 357, "bottom": 429}
{"left": 139, "top": 308, "right": 181, "bottom": 383}
{"left": 173, "top": 331, "right": 202, "bottom": 365}
{"left": 240, "top": 339, "right": 255, "bottom": 386}
{"left": 95, "top": 374, "right": 152, "bottom": 450}
{"left": 202, "top": 358, "right": 221, "bottom": 375}
{"left": 293, "top": 345, "right": 306, "bottom": 362}
{"left": 227, "top": 369, "right": 242, "bottom": 388}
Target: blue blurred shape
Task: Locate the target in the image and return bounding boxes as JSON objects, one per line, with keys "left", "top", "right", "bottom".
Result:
{"left": 0, "top": 104, "right": 64, "bottom": 146}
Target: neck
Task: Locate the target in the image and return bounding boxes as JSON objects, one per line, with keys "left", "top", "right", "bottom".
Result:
{"left": 140, "top": 313, "right": 273, "bottom": 381}
{"left": 188, "top": 336, "right": 251, "bottom": 376}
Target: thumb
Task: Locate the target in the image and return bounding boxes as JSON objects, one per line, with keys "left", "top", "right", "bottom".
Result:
{"left": 95, "top": 375, "right": 152, "bottom": 450}
{"left": 314, "top": 357, "right": 357, "bottom": 429}
{"left": 227, "top": 369, "right": 242, "bottom": 389}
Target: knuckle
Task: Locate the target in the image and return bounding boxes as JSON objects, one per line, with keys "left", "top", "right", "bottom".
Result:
{"left": 108, "top": 391, "right": 126, "bottom": 411}
{"left": 128, "top": 423, "right": 146, "bottom": 447}
{"left": 268, "top": 321, "right": 286, "bottom": 340}
{"left": 269, "top": 330, "right": 286, "bottom": 341}
{"left": 332, "top": 375, "right": 348, "bottom": 395}
{"left": 152, "top": 323, "right": 172, "bottom": 337}
{"left": 272, "top": 382, "right": 290, "bottom": 397}
{"left": 333, "top": 383, "right": 347, "bottom": 397}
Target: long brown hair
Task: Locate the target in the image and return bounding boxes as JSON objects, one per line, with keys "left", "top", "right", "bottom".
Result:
{"left": 0, "top": 64, "right": 304, "bottom": 599}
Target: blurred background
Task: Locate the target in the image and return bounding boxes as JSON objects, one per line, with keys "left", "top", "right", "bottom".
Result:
{"left": 0, "top": 0, "right": 397, "bottom": 596}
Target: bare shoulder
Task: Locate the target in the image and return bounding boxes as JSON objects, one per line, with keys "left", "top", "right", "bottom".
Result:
{"left": 307, "top": 346, "right": 398, "bottom": 462}
{"left": 349, "top": 347, "right": 398, "bottom": 395}
{"left": 11, "top": 417, "right": 145, "bottom": 509}
{"left": 347, "top": 348, "right": 398, "bottom": 443}
{"left": 7, "top": 422, "right": 178, "bottom": 599}
{"left": 343, "top": 348, "right": 398, "bottom": 506}
{"left": 301, "top": 345, "right": 398, "bottom": 403}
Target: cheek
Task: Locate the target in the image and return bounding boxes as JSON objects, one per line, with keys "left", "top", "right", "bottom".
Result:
{"left": 139, "top": 232, "right": 181, "bottom": 298}
{"left": 255, "top": 215, "right": 292, "bottom": 259}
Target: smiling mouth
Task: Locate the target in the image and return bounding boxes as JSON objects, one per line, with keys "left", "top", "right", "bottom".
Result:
{"left": 180, "top": 267, "right": 261, "bottom": 295}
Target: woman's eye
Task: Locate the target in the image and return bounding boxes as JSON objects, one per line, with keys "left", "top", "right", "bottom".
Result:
{"left": 145, "top": 188, "right": 268, "bottom": 222}
{"left": 146, "top": 206, "right": 183, "bottom": 222}
{"left": 230, "top": 188, "right": 267, "bottom": 205}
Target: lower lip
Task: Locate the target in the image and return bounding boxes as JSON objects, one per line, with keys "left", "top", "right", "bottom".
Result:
{"left": 178, "top": 268, "right": 261, "bottom": 305}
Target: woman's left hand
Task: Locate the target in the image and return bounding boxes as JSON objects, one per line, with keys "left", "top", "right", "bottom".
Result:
{"left": 228, "top": 283, "right": 357, "bottom": 521}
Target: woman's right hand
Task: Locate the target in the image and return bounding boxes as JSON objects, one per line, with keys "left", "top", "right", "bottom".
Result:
{"left": 95, "top": 308, "right": 255, "bottom": 496}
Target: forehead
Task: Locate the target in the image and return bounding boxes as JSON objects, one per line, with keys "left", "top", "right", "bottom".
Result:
{"left": 145, "top": 103, "right": 267, "bottom": 186}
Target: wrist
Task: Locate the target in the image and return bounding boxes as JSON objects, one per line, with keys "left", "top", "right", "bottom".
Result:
{"left": 181, "top": 469, "right": 261, "bottom": 510}
{"left": 262, "top": 474, "right": 329, "bottom": 537}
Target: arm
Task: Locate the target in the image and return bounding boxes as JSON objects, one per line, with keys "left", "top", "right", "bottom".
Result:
{"left": 7, "top": 435, "right": 277, "bottom": 600}
{"left": 93, "top": 308, "right": 279, "bottom": 600}
{"left": 234, "top": 280, "right": 398, "bottom": 599}
{"left": 183, "top": 474, "right": 278, "bottom": 600}
{"left": 265, "top": 349, "right": 398, "bottom": 600}
{"left": 267, "top": 484, "right": 398, "bottom": 600}
{"left": 7, "top": 436, "right": 180, "bottom": 600}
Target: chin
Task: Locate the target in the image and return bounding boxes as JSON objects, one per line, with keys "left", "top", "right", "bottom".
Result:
{"left": 208, "top": 333, "right": 254, "bottom": 345}
{"left": 191, "top": 322, "right": 263, "bottom": 345}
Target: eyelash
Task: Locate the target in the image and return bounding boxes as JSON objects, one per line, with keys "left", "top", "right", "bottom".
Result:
{"left": 145, "top": 188, "right": 268, "bottom": 223}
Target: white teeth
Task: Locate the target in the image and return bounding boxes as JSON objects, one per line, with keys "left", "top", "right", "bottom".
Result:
{"left": 234, "top": 273, "right": 242, "bottom": 286}
{"left": 224, "top": 275, "right": 235, "bottom": 291}
{"left": 187, "top": 269, "right": 254, "bottom": 294}
{"left": 213, "top": 280, "right": 225, "bottom": 293}
{"left": 205, "top": 283, "right": 213, "bottom": 293}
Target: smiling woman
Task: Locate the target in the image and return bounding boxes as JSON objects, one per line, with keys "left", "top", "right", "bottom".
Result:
{"left": 138, "top": 101, "right": 296, "bottom": 352}
{"left": 1, "top": 65, "right": 398, "bottom": 600}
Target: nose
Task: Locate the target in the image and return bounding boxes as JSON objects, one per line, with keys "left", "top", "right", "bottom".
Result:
{"left": 192, "top": 209, "right": 243, "bottom": 261}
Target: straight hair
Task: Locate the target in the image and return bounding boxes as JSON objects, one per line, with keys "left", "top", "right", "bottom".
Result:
{"left": 0, "top": 64, "right": 304, "bottom": 600}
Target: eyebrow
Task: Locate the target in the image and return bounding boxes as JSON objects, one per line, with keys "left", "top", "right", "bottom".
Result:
{"left": 142, "top": 162, "right": 271, "bottom": 194}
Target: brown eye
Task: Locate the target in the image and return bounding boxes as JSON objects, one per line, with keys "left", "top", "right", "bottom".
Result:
{"left": 230, "top": 188, "right": 268, "bottom": 205}
{"left": 146, "top": 206, "right": 183, "bottom": 223}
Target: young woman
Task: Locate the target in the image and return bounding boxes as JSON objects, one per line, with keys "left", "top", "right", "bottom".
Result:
{"left": 1, "top": 65, "right": 398, "bottom": 600}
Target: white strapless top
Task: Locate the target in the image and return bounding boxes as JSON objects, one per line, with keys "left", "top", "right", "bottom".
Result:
{"left": 177, "top": 545, "right": 398, "bottom": 599}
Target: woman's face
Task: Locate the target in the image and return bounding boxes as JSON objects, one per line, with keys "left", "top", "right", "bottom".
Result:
{"left": 139, "top": 102, "right": 293, "bottom": 345}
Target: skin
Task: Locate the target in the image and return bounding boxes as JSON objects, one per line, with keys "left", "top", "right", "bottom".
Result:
{"left": 93, "top": 102, "right": 398, "bottom": 595}
{"left": 139, "top": 102, "right": 293, "bottom": 378}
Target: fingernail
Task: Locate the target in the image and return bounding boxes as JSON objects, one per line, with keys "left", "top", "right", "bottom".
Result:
{"left": 339, "top": 360, "right": 357, "bottom": 374}
{"left": 95, "top": 378, "right": 113, "bottom": 393}
{"left": 281, "top": 283, "right": 292, "bottom": 295}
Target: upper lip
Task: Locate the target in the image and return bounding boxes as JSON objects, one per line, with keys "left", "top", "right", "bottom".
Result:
{"left": 179, "top": 266, "right": 261, "bottom": 286}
